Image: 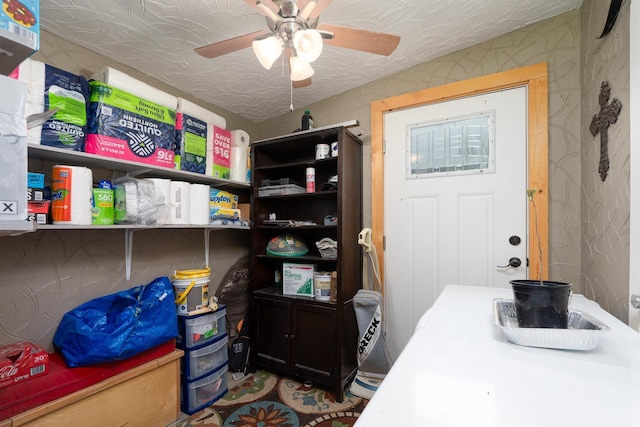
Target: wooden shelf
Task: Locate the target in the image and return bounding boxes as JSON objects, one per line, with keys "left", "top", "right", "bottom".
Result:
{"left": 12, "top": 144, "right": 251, "bottom": 279}
{"left": 28, "top": 144, "right": 250, "bottom": 192}
{"left": 249, "top": 121, "right": 362, "bottom": 402}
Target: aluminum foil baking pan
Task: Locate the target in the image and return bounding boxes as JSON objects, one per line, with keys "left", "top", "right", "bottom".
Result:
{"left": 493, "top": 298, "right": 610, "bottom": 350}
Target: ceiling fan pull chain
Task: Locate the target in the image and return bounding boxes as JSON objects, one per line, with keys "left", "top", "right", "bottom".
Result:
{"left": 290, "top": 80, "right": 294, "bottom": 112}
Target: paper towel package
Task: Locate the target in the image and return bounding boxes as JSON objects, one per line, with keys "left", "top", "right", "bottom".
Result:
{"left": 190, "top": 183, "right": 210, "bottom": 225}
{"left": 92, "top": 67, "right": 178, "bottom": 111}
{"left": 212, "top": 126, "right": 231, "bottom": 179}
{"left": 51, "top": 165, "right": 93, "bottom": 225}
{"left": 0, "top": 75, "right": 28, "bottom": 222}
{"left": 85, "top": 81, "right": 176, "bottom": 168}
{"left": 0, "top": 0, "right": 39, "bottom": 74}
{"left": 11, "top": 59, "right": 89, "bottom": 150}
{"left": 169, "top": 181, "right": 190, "bottom": 225}
{"left": 229, "top": 129, "right": 250, "bottom": 183}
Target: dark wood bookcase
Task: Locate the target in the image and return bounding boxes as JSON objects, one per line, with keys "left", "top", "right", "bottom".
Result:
{"left": 249, "top": 121, "right": 362, "bottom": 402}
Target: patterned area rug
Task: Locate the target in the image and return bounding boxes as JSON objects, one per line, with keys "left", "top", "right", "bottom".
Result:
{"left": 171, "top": 370, "right": 368, "bottom": 427}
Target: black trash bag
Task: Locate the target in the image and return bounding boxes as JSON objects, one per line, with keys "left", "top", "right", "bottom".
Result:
{"left": 228, "top": 312, "right": 250, "bottom": 375}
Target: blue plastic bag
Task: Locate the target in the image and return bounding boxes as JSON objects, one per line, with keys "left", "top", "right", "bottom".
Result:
{"left": 53, "top": 276, "right": 178, "bottom": 367}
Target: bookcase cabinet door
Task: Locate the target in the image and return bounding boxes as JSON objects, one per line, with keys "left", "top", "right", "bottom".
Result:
{"left": 254, "top": 297, "right": 291, "bottom": 372}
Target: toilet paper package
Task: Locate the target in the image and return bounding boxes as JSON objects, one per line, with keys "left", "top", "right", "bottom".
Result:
{"left": 10, "top": 59, "right": 89, "bottom": 150}
{"left": 176, "top": 98, "right": 226, "bottom": 174}
{"left": 85, "top": 81, "right": 176, "bottom": 168}
{"left": 175, "top": 112, "right": 207, "bottom": 174}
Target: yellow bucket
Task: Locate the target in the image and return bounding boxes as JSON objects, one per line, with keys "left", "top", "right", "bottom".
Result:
{"left": 172, "top": 267, "right": 211, "bottom": 315}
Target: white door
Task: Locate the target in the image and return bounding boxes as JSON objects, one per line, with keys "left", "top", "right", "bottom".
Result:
{"left": 384, "top": 87, "right": 528, "bottom": 359}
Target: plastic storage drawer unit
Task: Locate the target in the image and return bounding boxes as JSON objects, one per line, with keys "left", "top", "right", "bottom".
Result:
{"left": 181, "top": 364, "right": 228, "bottom": 415}
{"left": 183, "top": 334, "right": 229, "bottom": 381}
{"left": 177, "top": 305, "right": 227, "bottom": 349}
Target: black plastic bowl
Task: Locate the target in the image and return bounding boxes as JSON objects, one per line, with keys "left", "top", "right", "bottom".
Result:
{"left": 509, "top": 280, "right": 572, "bottom": 329}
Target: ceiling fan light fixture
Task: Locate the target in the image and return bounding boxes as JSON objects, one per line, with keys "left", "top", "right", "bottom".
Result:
{"left": 252, "top": 36, "right": 284, "bottom": 70}
{"left": 293, "top": 29, "right": 323, "bottom": 63}
{"left": 289, "top": 55, "right": 314, "bottom": 81}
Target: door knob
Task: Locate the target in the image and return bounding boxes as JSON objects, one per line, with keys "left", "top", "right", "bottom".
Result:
{"left": 631, "top": 294, "right": 640, "bottom": 309}
{"left": 497, "top": 257, "right": 522, "bottom": 268}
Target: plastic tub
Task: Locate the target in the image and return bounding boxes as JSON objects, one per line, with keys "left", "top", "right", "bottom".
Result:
{"left": 177, "top": 306, "right": 227, "bottom": 349}
{"left": 181, "top": 364, "right": 228, "bottom": 415}
{"left": 183, "top": 334, "right": 228, "bottom": 380}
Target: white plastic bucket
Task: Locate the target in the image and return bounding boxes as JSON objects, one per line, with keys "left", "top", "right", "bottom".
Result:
{"left": 314, "top": 272, "right": 332, "bottom": 301}
{"left": 172, "top": 268, "right": 210, "bottom": 314}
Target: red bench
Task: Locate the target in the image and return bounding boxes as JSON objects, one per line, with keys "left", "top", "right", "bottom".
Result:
{"left": 0, "top": 340, "right": 182, "bottom": 427}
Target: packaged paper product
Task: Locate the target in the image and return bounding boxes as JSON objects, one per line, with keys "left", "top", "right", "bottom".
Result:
{"left": 10, "top": 59, "right": 89, "bottom": 150}
{"left": 211, "top": 126, "right": 231, "bottom": 178}
{"left": 85, "top": 81, "right": 176, "bottom": 168}
{"left": 209, "top": 188, "right": 238, "bottom": 209}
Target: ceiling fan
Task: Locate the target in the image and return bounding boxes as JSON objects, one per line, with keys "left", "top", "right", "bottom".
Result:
{"left": 194, "top": 0, "right": 401, "bottom": 88}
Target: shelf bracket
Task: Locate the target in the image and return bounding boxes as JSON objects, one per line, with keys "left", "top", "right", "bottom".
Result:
{"left": 204, "top": 228, "right": 211, "bottom": 268}
{"left": 124, "top": 228, "right": 141, "bottom": 281}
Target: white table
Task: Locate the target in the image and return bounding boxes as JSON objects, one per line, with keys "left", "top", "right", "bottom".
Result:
{"left": 355, "top": 285, "right": 640, "bottom": 426}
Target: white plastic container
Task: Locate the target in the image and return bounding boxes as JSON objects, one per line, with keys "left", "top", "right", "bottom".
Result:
{"left": 173, "top": 276, "right": 210, "bottom": 315}
{"left": 177, "top": 306, "right": 227, "bottom": 349}
{"left": 184, "top": 334, "right": 229, "bottom": 380}
{"left": 181, "top": 364, "right": 228, "bottom": 414}
{"left": 314, "top": 272, "right": 332, "bottom": 301}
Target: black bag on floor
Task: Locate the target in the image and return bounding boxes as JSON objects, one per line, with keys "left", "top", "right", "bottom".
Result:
{"left": 228, "top": 312, "right": 250, "bottom": 375}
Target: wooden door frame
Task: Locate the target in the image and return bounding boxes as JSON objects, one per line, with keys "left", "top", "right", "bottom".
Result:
{"left": 371, "top": 62, "right": 549, "bottom": 292}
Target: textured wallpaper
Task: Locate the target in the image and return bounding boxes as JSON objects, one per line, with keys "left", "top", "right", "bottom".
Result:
{"left": 0, "top": 1, "right": 631, "bottom": 351}
{"left": 259, "top": 9, "right": 584, "bottom": 294}
{"left": 580, "top": 0, "right": 630, "bottom": 322}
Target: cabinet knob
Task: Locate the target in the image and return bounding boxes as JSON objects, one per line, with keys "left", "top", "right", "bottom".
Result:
{"left": 284, "top": 334, "right": 289, "bottom": 338}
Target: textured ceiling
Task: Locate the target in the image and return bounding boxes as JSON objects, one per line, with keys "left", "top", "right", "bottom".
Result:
{"left": 39, "top": 0, "right": 583, "bottom": 123}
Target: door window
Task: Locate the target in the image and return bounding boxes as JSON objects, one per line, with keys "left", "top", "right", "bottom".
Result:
{"left": 406, "top": 111, "right": 495, "bottom": 178}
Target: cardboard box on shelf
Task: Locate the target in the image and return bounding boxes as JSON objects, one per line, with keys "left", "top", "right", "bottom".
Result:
{"left": 0, "top": 0, "right": 39, "bottom": 75}
{"left": 27, "top": 200, "right": 49, "bottom": 224}
{"left": 283, "top": 263, "right": 315, "bottom": 297}
{"left": 0, "top": 341, "right": 48, "bottom": 389}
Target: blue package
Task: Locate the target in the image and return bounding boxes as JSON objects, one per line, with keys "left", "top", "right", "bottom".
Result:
{"left": 39, "top": 64, "right": 89, "bottom": 150}
{"left": 176, "top": 113, "right": 207, "bottom": 174}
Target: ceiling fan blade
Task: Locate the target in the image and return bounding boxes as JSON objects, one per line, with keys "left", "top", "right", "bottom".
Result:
{"left": 244, "top": 0, "right": 279, "bottom": 15}
{"left": 194, "top": 30, "right": 269, "bottom": 58}
{"left": 317, "top": 23, "right": 400, "bottom": 56}
{"left": 293, "top": 78, "right": 312, "bottom": 88}
{"left": 297, "top": 0, "right": 332, "bottom": 19}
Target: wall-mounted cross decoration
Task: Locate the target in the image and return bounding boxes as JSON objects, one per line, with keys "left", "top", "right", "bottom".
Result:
{"left": 589, "top": 81, "right": 622, "bottom": 182}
